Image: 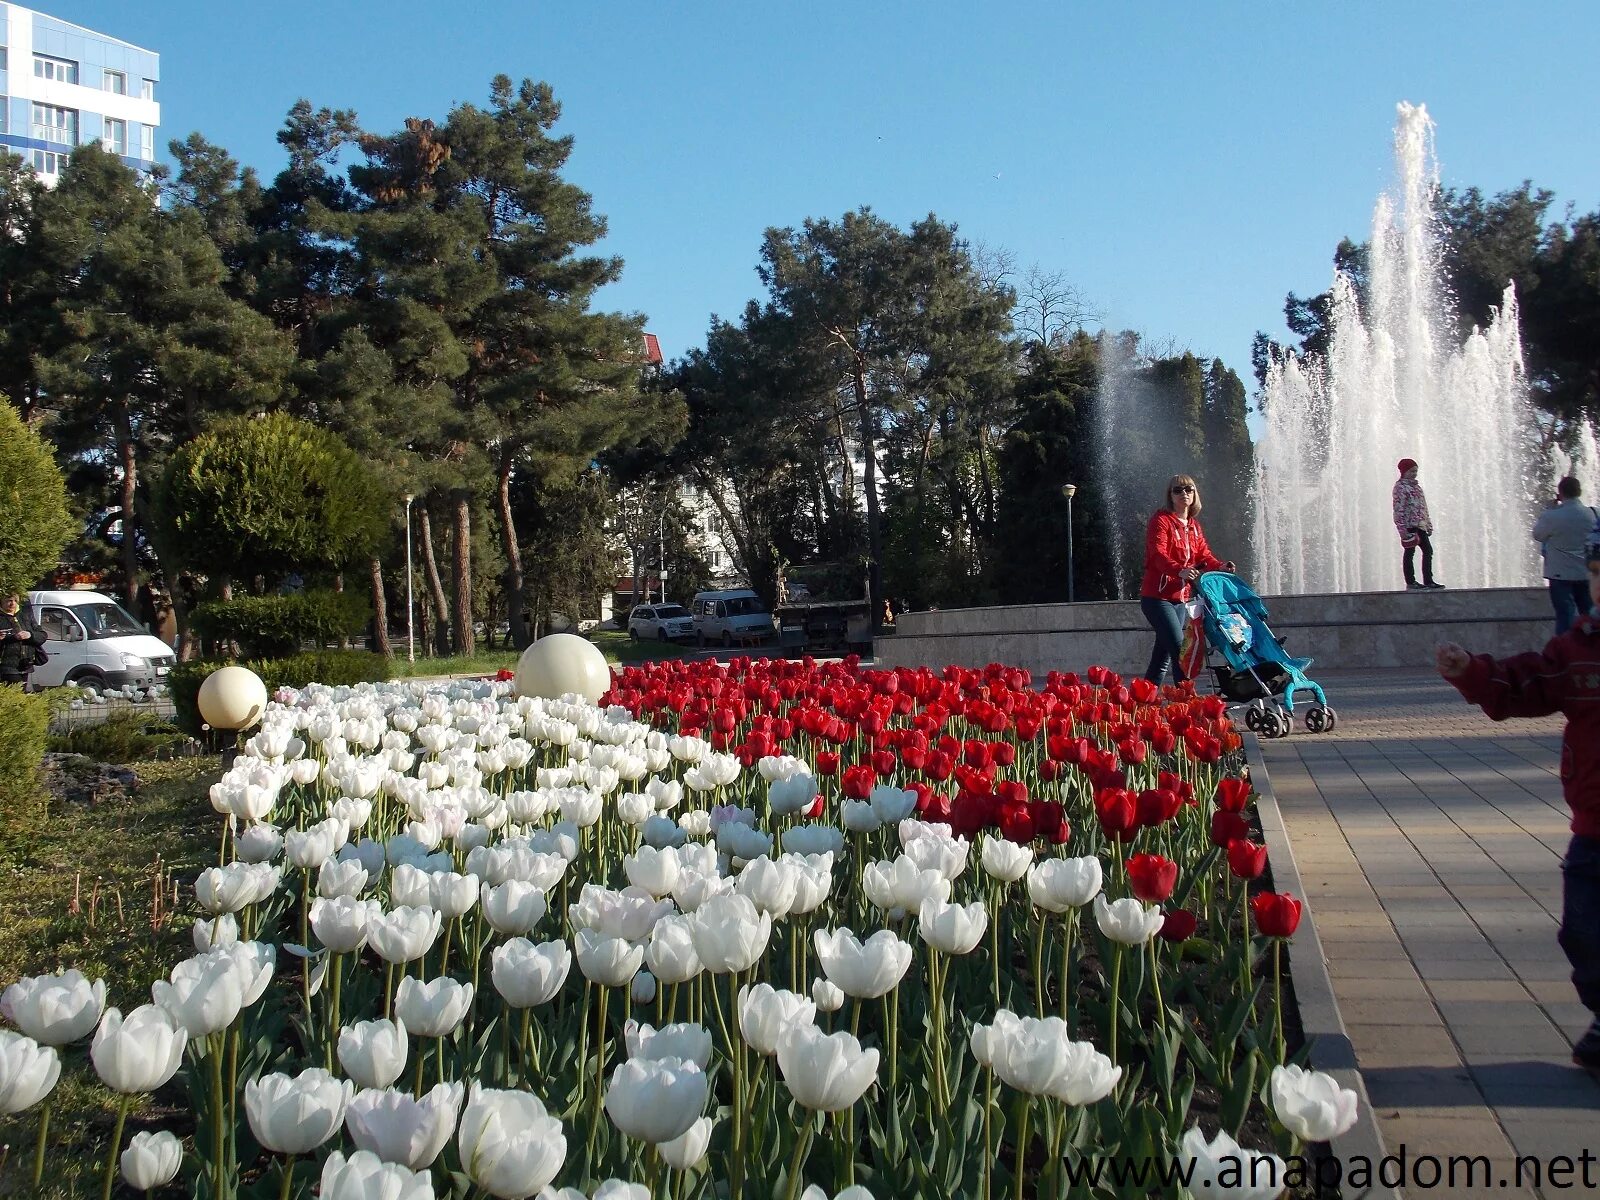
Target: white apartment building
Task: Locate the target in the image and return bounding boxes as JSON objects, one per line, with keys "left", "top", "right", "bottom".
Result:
{"left": 0, "top": 3, "right": 160, "bottom": 185}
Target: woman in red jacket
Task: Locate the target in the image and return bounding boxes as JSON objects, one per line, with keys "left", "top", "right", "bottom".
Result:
{"left": 1139, "top": 475, "right": 1233, "bottom": 684}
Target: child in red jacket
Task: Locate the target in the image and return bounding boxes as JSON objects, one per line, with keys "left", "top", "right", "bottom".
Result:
{"left": 1437, "top": 544, "right": 1600, "bottom": 1073}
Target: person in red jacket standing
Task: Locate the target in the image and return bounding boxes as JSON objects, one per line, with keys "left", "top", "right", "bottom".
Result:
{"left": 1438, "top": 540, "right": 1600, "bottom": 1074}
{"left": 1139, "top": 474, "right": 1233, "bottom": 685}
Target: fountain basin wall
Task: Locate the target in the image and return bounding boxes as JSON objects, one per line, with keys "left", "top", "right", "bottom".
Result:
{"left": 876, "top": 587, "right": 1552, "bottom": 675}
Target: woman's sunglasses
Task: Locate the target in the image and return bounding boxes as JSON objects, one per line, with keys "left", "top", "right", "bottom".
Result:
{"left": 1171, "top": 485, "right": 1195, "bottom": 494}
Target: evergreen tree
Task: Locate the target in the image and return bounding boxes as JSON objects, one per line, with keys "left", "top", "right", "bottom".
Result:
{"left": 991, "top": 336, "right": 1112, "bottom": 602}
{"left": 0, "top": 402, "right": 75, "bottom": 595}
{"left": 28, "top": 145, "right": 293, "bottom": 606}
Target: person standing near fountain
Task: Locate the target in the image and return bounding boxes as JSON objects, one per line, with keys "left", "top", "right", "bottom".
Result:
{"left": 1393, "top": 459, "right": 1444, "bottom": 590}
{"left": 1139, "top": 475, "right": 1233, "bottom": 684}
{"left": 1534, "top": 476, "right": 1598, "bottom": 634}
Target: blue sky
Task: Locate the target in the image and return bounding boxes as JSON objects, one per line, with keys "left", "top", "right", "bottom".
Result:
{"left": 49, "top": 1, "right": 1600, "bottom": 389}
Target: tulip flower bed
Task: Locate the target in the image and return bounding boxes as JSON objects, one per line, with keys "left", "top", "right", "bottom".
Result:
{"left": 0, "top": 657, "right": 1360, "bottom": 1199}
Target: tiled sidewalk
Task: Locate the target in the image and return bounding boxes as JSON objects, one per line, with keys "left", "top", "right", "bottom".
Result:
{"left": 1258, "top": 670, "right": 1599, "bottom": 1199}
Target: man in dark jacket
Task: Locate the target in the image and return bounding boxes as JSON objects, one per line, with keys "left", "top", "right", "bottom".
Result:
{"left": 0, "top": 593, "right": 47, "bottom": 688}
{"left": 1438, "top": 542, "right": 1600, "bottom": 1074}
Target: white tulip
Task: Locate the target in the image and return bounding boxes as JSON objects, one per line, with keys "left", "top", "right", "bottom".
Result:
{"left": 918, "top": 897, "right": 989, "bottom": 955}
{"left": 1092, "top": 895, "right": 1164, "bottom": 946}
{"left": 1269, "top": 1065, "right": 1360, "bottom": 1142}
{"left": 2, "top": 969, "right": 107, "bottom": 1045}
{"left": 338, "top": 1017, "right": 409, "bottom": 1090}
{"left": 1177, "top": 1126, "right": 1287, "bottom": 1200}
{"left": 980, "top": 836, "right": 1034, "bottom": 883}
{"left": 625, "top": 1020, "right": 713, "bottom": 1068}
{"left": 120, "top": 1130, "right": 184, "bottom": 1190}
{"left": 1027, "top": 857, "right": 1103, "bottom": 913}
{"left": 394, "top": 976, "right": 474, "bottom": 1038}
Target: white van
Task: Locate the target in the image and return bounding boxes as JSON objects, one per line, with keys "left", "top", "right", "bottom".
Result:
{"left": 690, "top": 589, "right": 774, "bottom": 647}
{"left": 25, "top": 590, "right": 176, "bottom": 692}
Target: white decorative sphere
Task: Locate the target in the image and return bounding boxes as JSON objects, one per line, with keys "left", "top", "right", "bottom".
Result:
{"left": 513, "top": 634, "right": 612, "bottom": 703}
{"left": 197, "top": 665, "right": 269, "bottom": 731}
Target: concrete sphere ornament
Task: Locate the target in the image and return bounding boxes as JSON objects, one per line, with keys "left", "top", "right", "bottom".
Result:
{"left": 197, "top": 665, "right": 269, "bottom": 731}
{"left": 513, "top": 633, "right": 612, "bottom": 703}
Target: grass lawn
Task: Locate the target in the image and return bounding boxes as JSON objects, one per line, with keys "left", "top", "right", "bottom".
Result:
{"left": 388, "top": 631, "right": 695, "bottom": 679}
{"left": 0, "top": 756, "right": 219, "bottom": 1197}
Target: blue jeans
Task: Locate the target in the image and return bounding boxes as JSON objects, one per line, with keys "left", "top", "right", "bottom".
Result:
{"left": 1560, "top": 835, "right": 1600, "bottom": 1017}
{"left": 1549, "top": 579, "right": 1592, "bottom": 636}
{"left": 1141, "top": 597, "right": 1188, "bottom": 685}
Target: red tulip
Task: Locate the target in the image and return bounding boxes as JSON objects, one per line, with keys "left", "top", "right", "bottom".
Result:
{"left": 1135, "top": 787, "right": 1182, "bottom": 829}
{"left": 998, "top": 802, "right": 1037, "bottom": 844}
{"left": 1126, "top": 853, "right": 1178, "bottom": 903}
{"left": 1094, "top": 789, "right": 1139, "bottom": 843}
{"left": 1226, "top": 839, "right": 1268, "bottom": 880}
{"left": 1210, "top": 811, "right": 1250, "bottom": 848}
{"left": 815, "top": 751, "right": 840, "bottom": 777}
{"left": 1215, "top": 778, "right": 1252, "bottom": 813}
{"left": 1251, "top": 892, "right": 1302, "bottom": 938}
{"left": 841, "top": 765, "right": 876, "bottom": 800}
{"left": 1159, "top": 908, "right": 1197, "bottom": 942}
{"left": 870, "top": 749, "right": 897, "bottom": 776}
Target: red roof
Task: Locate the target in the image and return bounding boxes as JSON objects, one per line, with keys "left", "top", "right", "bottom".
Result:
{"left": 642, "top": 333, "right": 663, "bottom": 365}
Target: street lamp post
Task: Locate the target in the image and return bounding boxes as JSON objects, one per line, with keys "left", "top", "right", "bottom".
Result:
{"left": 1061, "top": 483, "right": 1077, "bottom": 603}
{"left": 403, "top": 494, "right": 416, "bottom": 663}
{"left": 658, "top": 512, "right": 668, "bottom": 604}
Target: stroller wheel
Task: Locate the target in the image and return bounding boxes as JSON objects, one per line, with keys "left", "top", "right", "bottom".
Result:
{"left": 1323, "top": 705, "right": 1338, "bottom": 731}
{"left": 1259, "top": 709, "right": 1286, "bottom": 739}
{"left": 1305, "top": 705, "right": 1328, "bottom": 733}
{"left": 1244, "top": 704, "right": 1264, "bottom": 732}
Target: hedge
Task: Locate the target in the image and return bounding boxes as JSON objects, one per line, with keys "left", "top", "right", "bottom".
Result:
{"left": 190, "top": 590, "right": 372, "bottom": 659}
{"left": 0, "top": 400, "right": 75, "bottom": 596}
{"left": 169, "top": 651, "right": 394, "bottom": 737}
{"left": 0, "top": 685, "right": 52, "bottom": 839}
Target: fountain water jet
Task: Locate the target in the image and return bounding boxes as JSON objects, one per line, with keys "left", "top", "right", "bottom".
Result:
{"left": 1253, "top": 103, "right": 1539, "bottom": 594}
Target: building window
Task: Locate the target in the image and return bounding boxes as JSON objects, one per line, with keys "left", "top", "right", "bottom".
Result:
{"left": 0, "top": 99, "right": 7, "bottom": 136}
{"left": 32, "top": 103, "right": 77, "bottom": 146}
{"left": 140, "top": 78, "right": 155, "bottom": 101}
{"left": 139, "top": 123, "right": 153, "bottom": 160}
{"left": 31, "top": 149, "right": 67, "bottom": 176}
{"left": 104, "top": 117, "right": 126, "bottom": 155}
{"left": 1, "top": 47, "right": 8, "bottom": 72}
{"left": 33, "top": 54, "right": 79, "bottom": 85}
{"left": 104, "top": 70, "right": 126, "bottom": 95}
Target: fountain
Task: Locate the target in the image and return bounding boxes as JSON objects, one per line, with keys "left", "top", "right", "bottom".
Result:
{"left": 1253, "top": 103, "right": 1539, "bottom": 594}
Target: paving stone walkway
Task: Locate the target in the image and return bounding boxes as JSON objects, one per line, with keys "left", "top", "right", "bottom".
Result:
{"left": 1258, "top": 669, "right": 1599, "bottom": 1199}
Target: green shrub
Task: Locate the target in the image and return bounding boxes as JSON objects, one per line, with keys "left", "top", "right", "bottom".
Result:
{"left": 0, "top": 685, "right": 51, "bottom": 837}
{"left": 190, "top": 590, "right": 371, "bottom": 658}
{"left": 0, "top": 402, "right": 75, "bottom": 596}
{"left": 48, "top": 711, "right": 189, "bottom": 764}
{"left": 152, "top": 412, "right": 391, "bottom": 583}
{"left": 169, "top": 651, "right": 394, "bottom": 736}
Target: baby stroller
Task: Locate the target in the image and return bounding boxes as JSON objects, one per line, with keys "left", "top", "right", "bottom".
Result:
{"left": 1191, "top": 571, "right": 1336, "bottom": 738}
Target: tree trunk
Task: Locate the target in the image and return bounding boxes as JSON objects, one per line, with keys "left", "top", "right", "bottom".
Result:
{"left": 853, "top": 360, "right": 882, "bottom": 618}
{"left": 452, "top": 492, "right": 475, "bottom": 657}
{"left": 117, "top": 416, "right": 139, "bottom": 609}
{"left": 417, "top": 507, "right": 452, "bottom": 655}
{"left": 497, "top": 458, "right": 530, "bottom": 650}
{"left": 368, "top": 556, "right": 392, "bottom": 658}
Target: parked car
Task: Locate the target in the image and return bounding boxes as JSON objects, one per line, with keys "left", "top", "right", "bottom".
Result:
{"left": 25, "top": 590, "right": 176, "bottom": 692}
{"left": 627, "top": 604, "right": 695, "bottom": 642}
{"left": 690, "top": 589, "right": 775, "bottom": 647}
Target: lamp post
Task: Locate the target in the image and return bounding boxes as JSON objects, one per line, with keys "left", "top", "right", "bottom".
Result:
{"left": 403, "top": 494, "right": 416, "bottom": 663}
{"left": 1061, "top": 483, "right": 1077, "bottom": 603}
{"left": 658, "top": 511, "right": 668, "bottom": 605}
